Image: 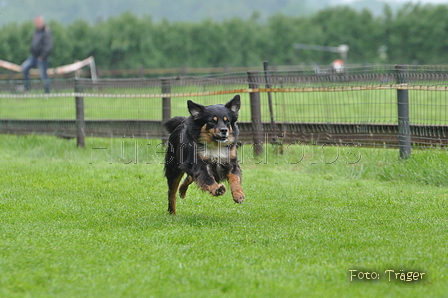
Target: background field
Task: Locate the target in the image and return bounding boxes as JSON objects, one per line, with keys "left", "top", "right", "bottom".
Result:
{"left": 1, "top": 87, "right": 447, "bottom": 125}
{"left": 0, "top": 134, "right": 447, "bottom": 297}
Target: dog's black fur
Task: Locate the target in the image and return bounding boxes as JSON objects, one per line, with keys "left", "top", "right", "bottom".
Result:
{"left": 163, "top": 95, "right": 244, "bottom": 214}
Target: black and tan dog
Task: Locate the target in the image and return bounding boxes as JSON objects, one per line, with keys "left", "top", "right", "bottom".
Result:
{"left": 163, "top": 95, "right": 244, "bottom": 214}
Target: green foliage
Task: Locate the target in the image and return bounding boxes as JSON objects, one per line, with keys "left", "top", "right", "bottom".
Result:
{"left": 0, "top": 21, "right": 33, "bottom": 65}
{"left": 1, "top": 3, "right": 448, "bottom": 69}
{"left": 386, "top": 3, "right": 448, "bottom": 64}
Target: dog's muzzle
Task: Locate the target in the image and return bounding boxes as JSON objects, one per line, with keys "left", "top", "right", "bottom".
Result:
{"left": 214, "top": 128, "right": 229, "bottom": 142}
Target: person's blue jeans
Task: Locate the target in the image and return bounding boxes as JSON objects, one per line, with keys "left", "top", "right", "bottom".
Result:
{"left": 21, "top": 55, "right": 50, "bottom": 93}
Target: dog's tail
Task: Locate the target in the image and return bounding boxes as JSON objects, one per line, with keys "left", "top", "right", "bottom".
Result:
{"left": 163, "top": 116, "right": 187, "bottom": 134}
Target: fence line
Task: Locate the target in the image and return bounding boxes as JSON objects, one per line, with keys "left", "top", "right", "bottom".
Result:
{"left": 1, "top": 65, "right": 448, "bottom": 158}
{"left": 2, "top": 85, "right": 448, "bottom": 100}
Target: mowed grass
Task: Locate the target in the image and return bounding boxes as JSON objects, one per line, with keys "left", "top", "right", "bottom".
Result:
{"left": 1, "top": 134, "right": 447, "bottom": 297}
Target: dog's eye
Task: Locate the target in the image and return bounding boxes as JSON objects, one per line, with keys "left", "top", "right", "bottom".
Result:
{"left": 209, "top": 117, "right": 218, "bottom": 125}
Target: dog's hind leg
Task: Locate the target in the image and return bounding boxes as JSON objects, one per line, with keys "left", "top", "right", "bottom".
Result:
{"left": 167, "top": 173, "right": 184, "bottom": 215}
{"left": 179, "top": 175, "right": 194, "bottom": 199}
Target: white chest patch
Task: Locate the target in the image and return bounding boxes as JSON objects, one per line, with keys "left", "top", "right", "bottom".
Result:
{"left": 198, "top": 144, "right": 232, "bottom": 163}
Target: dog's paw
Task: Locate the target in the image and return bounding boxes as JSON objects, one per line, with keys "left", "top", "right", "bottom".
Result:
{"left": 231, "top": 189, "right": 245, "bottom": 204}
{"left": 179, "top": 189, "right": 187, "bottom": 199}
{"left": 214, "top": 184, "right": 226, "bottom": 196}
{"left": 179, "top": 186, "right": 188, "bottom": 199}
{"left": 233, "top": 195, "right": 245, "bottom": 204}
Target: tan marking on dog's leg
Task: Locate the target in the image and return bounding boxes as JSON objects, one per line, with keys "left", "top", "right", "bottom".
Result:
{"left": 168, "top": 174, "right": 183, "bottom": 215}
{"left": 227, "top": 173, "right": 245, "bottom": 203}
{"left": 200, "top": 182, "right": 226, "bottom": 196}
{"left": 179, "top": 175, "right": 194, "bottom": 199}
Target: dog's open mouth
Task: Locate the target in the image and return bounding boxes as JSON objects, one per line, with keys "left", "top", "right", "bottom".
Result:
{"left": 213, "top": 136, "right": 228, "bottom": 143}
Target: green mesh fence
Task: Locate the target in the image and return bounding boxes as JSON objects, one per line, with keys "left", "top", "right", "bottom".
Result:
{"left": 0, "top": 65, "right": 447, "bottom": 147}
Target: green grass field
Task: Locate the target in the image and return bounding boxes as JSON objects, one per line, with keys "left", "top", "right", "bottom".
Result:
{"left": 1, "top": 134, "right": 447, "bottom": 297}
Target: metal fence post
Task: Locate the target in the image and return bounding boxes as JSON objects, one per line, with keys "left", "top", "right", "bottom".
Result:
{"left": 161, "top": 78, "right": 171, "bottom": 144}
{"left": 247, "top": 71, "right": 263, "bottom": 156}
{"left": 396, "top": 65, "right": 411, "bottom": 159}
{"left": 75, "top": 79, "right": 85, "bottom": 148}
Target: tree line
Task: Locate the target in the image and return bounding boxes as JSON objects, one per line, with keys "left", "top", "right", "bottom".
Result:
{"left": 0, "top": 3, "right": 447, "bottom": 71}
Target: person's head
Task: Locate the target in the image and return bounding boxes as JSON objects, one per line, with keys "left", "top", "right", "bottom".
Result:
{"left": 34, "top": 15, "right": 45, "bottom": 29}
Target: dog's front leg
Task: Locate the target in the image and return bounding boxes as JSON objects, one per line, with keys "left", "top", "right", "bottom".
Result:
{"left": 204, "top": 182, "right": 227, "bottom": 196}
{"left": 227, "top": 165, "right": 245, "bottom": 204}
{"left": 195, "top": 165, "right": 226, "bottom": 196}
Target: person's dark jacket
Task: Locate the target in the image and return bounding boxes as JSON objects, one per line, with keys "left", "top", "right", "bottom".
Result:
{"left": 30, "top": 26, "right": 53, "bottom": 59}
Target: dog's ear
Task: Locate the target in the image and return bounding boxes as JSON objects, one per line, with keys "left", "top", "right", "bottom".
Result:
{"left": 225, "top": 95, "right": 241, "bottom": 116}
{"left": 187, "top": 100, "right": 205, "bottom": 120}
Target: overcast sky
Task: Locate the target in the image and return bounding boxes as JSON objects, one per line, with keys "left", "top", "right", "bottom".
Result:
{"left": 394, "top": 0, "right": 448, "bottom": 2}
{"left": 340, "top": 0, "right": 448, "bottom": 3}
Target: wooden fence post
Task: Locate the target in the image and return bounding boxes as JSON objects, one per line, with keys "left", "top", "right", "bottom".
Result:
{"left": 161, "top": 78, "right": 171, "bottom": 144}
{"left": 75, "top": 79, "right": 85, "bottom": 148}
{"left": 247, "top": 71, "right": 263, "bottom": 156}
{"left": 396, "top": 65, "right": 411, "bottom": 159}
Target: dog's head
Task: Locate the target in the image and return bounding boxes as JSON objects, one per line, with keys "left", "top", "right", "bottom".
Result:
{"left": 187, "top": 95, "right": 241, "bottom": 145}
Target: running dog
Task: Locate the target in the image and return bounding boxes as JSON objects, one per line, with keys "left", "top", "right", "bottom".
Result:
{"left": 163, "top": 95, "right": 244, "bottom": 215}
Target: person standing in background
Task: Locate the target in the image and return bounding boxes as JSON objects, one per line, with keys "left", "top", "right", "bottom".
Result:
{"left": 22, "top": 15, "right": 53, "bottom": 93}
